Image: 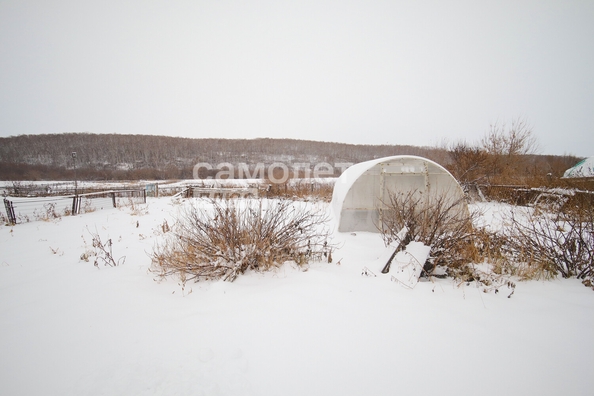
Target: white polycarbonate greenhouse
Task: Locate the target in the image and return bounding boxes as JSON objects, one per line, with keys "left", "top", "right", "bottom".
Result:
{"left": 331, "top": 155, "right": 466, "bottom": 233}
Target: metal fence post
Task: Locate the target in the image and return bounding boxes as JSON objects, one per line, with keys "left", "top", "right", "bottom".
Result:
{"left": 3, "top": 198, "right": 16, "bottom": 225}
{"left": 71, "top": 195, "right": 81, "bottom": 215}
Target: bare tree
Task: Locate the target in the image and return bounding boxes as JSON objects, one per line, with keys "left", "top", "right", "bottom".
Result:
{"left": 480, "top": 118, "right": 540, "bottom": 184}
{"left": 482, "top": 118, "right": 540, "bottom": 157}
{"left": 447, "top": 141, "right": 490, "bottom": 186}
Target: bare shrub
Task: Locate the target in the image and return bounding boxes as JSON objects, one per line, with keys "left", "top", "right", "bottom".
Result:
{"left": 447, "top": 141, "right": 489, "bottom": 186}
{"left": 378, "top": 189, "right": 480, "bottom": 274}
{"left": 80, "top": 198, "right": 96, "bottom": 214}
{"left": 161, "top": 219, "right": 170, "bottom": 233}
{"left": 264, "top": 180, "right": 334, "bottom": 202}
{"left": 481, "top": 118, "right": 540, "bottom": 185}
{"left": 503, "top": 204, "right": 594, "bottom": 288}
{"left": 445, "top": 119, "right": 548, "bottom": 190}
{"left": 121, "top": 197, "right": 149, "bottom": 215}
{"left": 10, "top": 181, "right": 26, "bottom": 196}
{"left": 482, "top": 118, "right": 539, "bottom": 158}
{"left": 0, "top": 211, "right": 8, "bottom": 225}
{"left": 82, "top": 227, "right": 126, "bottom": 267}
{"left": 33, "top": 203, "right": 61, "bottom": 222}
{"left": 151, "top": 198, "right": 333, "bottom": 283}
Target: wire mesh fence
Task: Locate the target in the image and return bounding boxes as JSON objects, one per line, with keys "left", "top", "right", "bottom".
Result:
{"left": 3, "top": 189, "right": 146, "bottom": 225}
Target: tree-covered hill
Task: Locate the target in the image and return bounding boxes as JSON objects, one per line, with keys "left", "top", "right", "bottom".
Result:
{"left": 0, "top": 133, "right": 442, "bottom": 180}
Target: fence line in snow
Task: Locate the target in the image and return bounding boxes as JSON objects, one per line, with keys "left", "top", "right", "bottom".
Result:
{"left": 2, "top": 189, "right": 146, "bottom": 225}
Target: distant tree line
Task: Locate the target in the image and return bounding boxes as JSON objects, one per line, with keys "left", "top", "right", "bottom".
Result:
{"left": 0, "top": 133, "right": 440, "bottom": 180}
{"left": 0, "top": 131, "right": 582, "bottom": 185}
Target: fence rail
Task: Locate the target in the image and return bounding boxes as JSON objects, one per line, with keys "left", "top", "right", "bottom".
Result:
{"left": 475, "top": 184, "right": 594, "bottom": 209}
{"left": 187, "top": 186, "right": 259, "bottom": 199}
{"left": 2, "top": 189, "right": 146, "bottom": 225}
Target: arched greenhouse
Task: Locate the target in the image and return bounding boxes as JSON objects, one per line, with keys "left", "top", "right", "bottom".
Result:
{"left": 331, "top": 155, "right": 467, "bottom": 233}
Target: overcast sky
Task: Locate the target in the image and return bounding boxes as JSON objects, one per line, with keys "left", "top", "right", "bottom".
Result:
{"left": 1, "top": 0, "right": 592, "bottom": 157}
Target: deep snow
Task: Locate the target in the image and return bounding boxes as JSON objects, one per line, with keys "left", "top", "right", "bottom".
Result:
{"left": 1, "top": 197, "right": 593, "bottom": 396}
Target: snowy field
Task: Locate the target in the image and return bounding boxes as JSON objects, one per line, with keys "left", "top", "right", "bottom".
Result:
{"left": 1, "top": 197, "right": 593, "bottom": 396}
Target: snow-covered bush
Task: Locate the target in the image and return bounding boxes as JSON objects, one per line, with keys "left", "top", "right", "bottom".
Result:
{"left": 378, "top": 190, "right": 481, "bottom": 274}
{"left": 151, "top": 199, "right": 333, "bottom": 283}
{"left": 504, "top": 203, "right": 594, "bottom": 288}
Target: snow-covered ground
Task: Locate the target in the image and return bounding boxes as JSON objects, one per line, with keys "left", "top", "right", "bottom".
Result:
{"left": 1, "top": 197, "right": 593, "bottom": 396}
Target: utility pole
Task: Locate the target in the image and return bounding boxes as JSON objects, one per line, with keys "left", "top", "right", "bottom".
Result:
{"left": 72, "top": 152, "right": 78, "bottom": 196}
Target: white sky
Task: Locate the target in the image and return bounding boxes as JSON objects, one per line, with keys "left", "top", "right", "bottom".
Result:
{"left": 1, "top": 0, "right": 593, "bottom": 157}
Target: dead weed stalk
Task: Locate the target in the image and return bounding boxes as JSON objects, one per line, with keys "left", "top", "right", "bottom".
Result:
{"left": 82, "top": 227, "right": 126, "bottom": 268}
